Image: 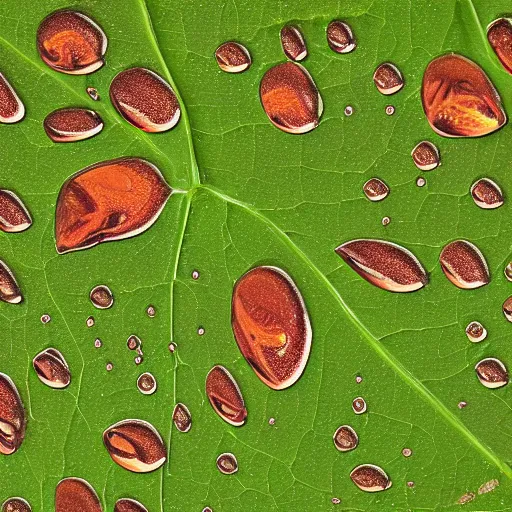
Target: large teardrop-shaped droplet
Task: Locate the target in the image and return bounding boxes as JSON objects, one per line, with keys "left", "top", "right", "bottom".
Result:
{"left": 335, "top": 239, "right": 428, "bottom": 292}
{"left": 33, "top": 348, "right": 71, "bottom": 389}
{"left": 475, "top": 358, "right": 509, "bottom": 389}
{"left": 55, "top": 478, "right": 102, "bottom": 512}
{"left": 115, "top": 499, "right": 148, "bottom": 512}
{"left": 44, "top": 108, "right": 103, "bottom": 142}
{"left": 0, "top": 260, "right": 22, "bottom": 304}
{"left": 487, "top": 18, "right": 512, "bottom": 75}
{"left": 260, "top": 62, "right": 323, "bottom": 134}
{"left": 1, "top": 498, "right": 31, "bottom": 512}
{"left": 55, "top": 157, "right": 172, "bottom": 254}
{"left": 232, "top": 266, "right": 312, "bottom": 389}
{"left": 280, "top": 25, "right": 307, "bottom": 62}
{"left": 0, "top": 373, "right": 26, "bottom": 455}
{"left": 350, "top": 464, "right": 392, "bottom": 492}
{"left": 0, "top": 73, "right": 25, "bottom": 124}
{"left": 421, "top": 54, "right": 506, "bottom": 137}
{"left": 0, "top": 190, "right": 32, "bottom": 233}
{"left": 172, "top": 403, "right": 191, "bottom": 433}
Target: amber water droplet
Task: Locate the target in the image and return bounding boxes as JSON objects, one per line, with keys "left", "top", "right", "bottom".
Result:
{"left": 127, "top": 335, "right": 141, "bottom": 351}
{"left": 206, "top": 365, "right": 247, "bottom": 426}
{"left": 416, "top": 177, "right": 426, "bottom": 187}
{"left": 137, "top": 373, "right": 156, "bottom": 395}
{"left": 504, "top": 263, "right": 512, "bottom": 282}
{"left": 503, "top": 297, "right": 512, "bottom": 322}
{"left": 402, "top": 448, "right": 412, "bottom": 457}
{"left": 55, "top": 477, "right": 102, "bottom": 512}
{"left": 326, "top": 20, "right": 356, "bottom": 53}
{"left": 37, "top": 10, "right": 107, "bottom": 75}
{"left": 470, "top": 178, "right": 503, "bottom": 209}
{"left": 55, "top": 157, "right": 172, "bottom": 254}
{"left": 146, "top": 305, "right": 156, "bottom": 317}
{"left": 373, "top": 63, "right": 404, "bottom": 95}
{"left": 33, "top": 348, "right": 71, "bottom": 389}
{"left": 488, "top": 19, "right": 512, "bottom": 74}
{"left": 335, "top": 239, "right": 428, "bottom": 293}
{"left": 215, "top": 42, "right": 251, "bottom": 73}
{"left": 421, "top": 53, "right": 506, "bottom": 137}
{"left": 280, "top": 25, "right": 307, "bottom": 62}
{"left": 0, "top": 374, "right": 25, "bottom": 456}
{"left": 352, "top": 396, "right": 367, "bottom": 414}
{"left": 0, "top": 190, "right": 31, "bottom": 233}
{"left": 363, "top": 178, "right": 389, "bottom": 202}
{"left": 478, "top": 479, "right": 499, "bottom": 495}
{"left": 333, "top": 425, "right": 358, "bottom": 452}
{"left": 172, "top": 403, "right": 191, "bottom": 433}
{"left": 350, "top": 464, "right": 392, "bottom": 492}
{"left": 385, "top": 105, "right": 395, "bottom": 115}
{"left": 260, "top": 62, "right": 323, "bottom": 134}
{"left": 0, "top": 260, "right": 22, "bottom": 304}
{"left": 44, "top": 108, "right": 103, "bottom": 143}
{"left": 115, "top": 499, "right": 148, "bottom": 512}
{"left": 86, "top": 316, "right": 95, "bottom": 327}
{"left": 411, "top": 141, "right": 440, "bottom": 171}
{"left": 465, "top": 321, "right": 487, "bottom": 343}
{"left": 0, "top": 73, "right": 24, "bottom": 124}
{"left": 232, "top": 266, "right": 312, "bottom": 390}
{"left": 216, "top": 453, "right": 238, "bottom": 474}
{"left": 103, "top": 419, "right": 166, "bottom": 473}
{"left": 475, "top": 358, "right": 509, "bottom": 389}
{"left": 86, "top": 87, "right": 99, "bottom": 101}
{"left": 90, "top": 285, "right": 113, "bottom": 309}
{"left": 110, "top": 68, "right": 181, "bottom": 132}
{"left": 41, "top": 314, "right": 51, "bottom": 324}
{"left": 439, "top": 240, "right": 489, "bottom": 289}
{"left": 2, "top": 498, "right": 31, "bottom": 512}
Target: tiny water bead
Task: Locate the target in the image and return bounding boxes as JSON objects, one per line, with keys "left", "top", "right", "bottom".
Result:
{"left": 215, "top": 42, "right": 251, "bottom": 73}
{"left": 197, "top": 327, "right": 205, "bottom": 336}
{"left": 2, "top": 498, "right": 31, "bottom": 512}
{"left": 0, "top": 73, "right": 25, "bottom": 124}
{"left": 173, "top": 403, "right": 191, "bottom": 433}
{"left": 134, "top": 356, "right": 143, "bottom": 365}
{"left": 505, "top": 263, "right": 512, "bottom": 282}
{"left": 115, "top": 499, "right": 148, "bottom": 512}
{"left": 0, "top": 260, "right": 23, "bottom": 304}
{"left": 355, "top": 375, "right": 363, "bottom": 384}
{"left": 191, "top": 270, "right": 200, "bottom": 280}
{"left": 487, "top": 18, "right": 512, "bottom": 74}
{"left": 326, "top": 20, "right": 356, "bottom": 53}
{"left": 0, "top": 373, "right": 26, "bottom": 455}
{"left": 344, "top": 105, "right": 353, "bottom": 116}
{"left": 381, "top": 216, "right": 391, "bottom": 226}
{"left": 373, "top": 63, "right": 404, "bottom": 95}
{"left": 503, "top": 297, "right": 512, "bottom": 322}
{"left": 458, "top": 401, "right": 467, "bottom": 409}
{"left": 106, "top": 362, "right": 113, "bottom": 372}
{"left": 268, "top": 417, "right": 275, "bottom": 425}
{"left": 407, "top": 481, "right": 415, "bottom": 488}
{"left": 352, "top": 397, "right": 367, "bottom": 414}
{"left": 333, "top": 425, "right": 358, "bottom": 452}
{"left": 0, "top": 190, "right": 32, "bottom": 233}
{"left": 350, "top": 464, "right": 392, "bottom": 493}
{"left": 280, "top": 25, "right": 307, "bottom": 62}
{"left": 331, "top": 498, "right": 341, "bottom": 505}
{"left": 55, "top": 477, "right": 102, "bottom": 512}
{"left": 416, "top": 177, "right": 426, "bottom": 187}
{"left": 41, "top": 314, "right": 51, "bottom": 324}
{"left": 385, "top": 105, "right": 395, "bottom": 115}
{"left": 86, "top": 316, "right": 95, "bottom": 327}
{"left": 402, "top": 448, "right": 412, "bottom": 458}
{"left": 137, "top": 372, "right": 157, "bottom": 395}
{"left": 363, "top": 178, "right": 389, "bottom": 202}
{"left": 146, "top": 305, "right": 156, "bottom": 317}
{"left": 90, "top": 285, "right": 113, "bottom": 309}
{"left": 44, "top": 108, "right": 103, "bottom": 143}
{"left": 216, "top": 453, "right": 238, "bottom": 474}
{"left": 168, "top": 342, "right": 177, "bottom": 353}
{"left": 86, "top": 87, "right": 99, "bottom": 101}
{"left": 94, "top": 338, "right": 102, "bottom": 348}
{"left": 411, "top": 141, "right": 440, "bottom": 171}
{"left": 33, "top": 348, "right": 71, "bottom": 389}
{"left": 470, "top": 178, "right": 504, "bottom": 209}
{"left": 465, "top": 321, "right": 487, "bottom": 343}
{"left": 475, "top": 358, "right": 509, "bottom": 389}
{"left": 37, "top": 10, "right": 107, "bottom": 75}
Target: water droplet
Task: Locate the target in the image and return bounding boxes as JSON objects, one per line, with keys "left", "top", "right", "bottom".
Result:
{"left": 374, "top": 63, "right": 404, "bottom": 95}
{"left": 55, "top": 477, "right": 102, "bottom": 512}
{"left": 385, "top": 105, "right": 395, "bottom": 115}
{"left": 268, "top": 417, "right": 275, "bottom": 425}
{"left": 488, "top": 18, "right": 512, "bottom": 74}
{"left": 232, "top": 266, "right": 312, "bottom": 389}
{"left": 439, "top": 240, "right": 489, "bottom": 289}
{"left": 457, "top": 492, "right": 475, "bottom": 505}
{"left": 280, "top": 25, "right": 307, "bottom": 62}
{"left": 86, "top": 87, "right": 99, "bottom": 101}
{"left": 504, "top": 297, "right": 512, "bottom": 322}
{"left": 0, "top": 260, "right": 22, "bottom": 304}
{"left": 465, "top": 321, "right": 487, "bottom": 343}
{"left": 168, "top": 342, "right": 176, "bottom": 353}
{"left": 216, "top": 452, "right": 238, "bottom": 474}
{"left": 355, "top": 375, "right": 363, "bottom": 383}
{"left": 115, "top": 499, "right": 148, "bottom": 512}
{"left": 146, "top": 305, "right": 156, "bottom": 317}
{"left": 206, "top": 365, "right": 247, "bottom": 426}
{"left": 344, "top": 105, "right": 353, "bottom": 116}
{"left": 350, "top": 464, "right": 392, "bottom": 492}
{"left": 86, "top": 316, "right": 95, "bottom": 327}
{"left": 0, "top": 73, "right": 25, "bottom": 124}
{"left": 352, "top": 397, "right": 367, "bottom": 414}
{"left": 106, "top": 362, "right": 113, "bottom": 372}
{"left": 134, "top": 356, "right": 143, "bottom": 365}
{"left": 192, "top": 270, "right": 200, "bottom": 280}
{"left": 44, "top": 108, "right": 103, "bottom": 143}
{"left": 172, "top": 403, "right": 191, "bottom": 433}
{"left": 335, "top": 239, "right": 428, "bottom": 293}
{"left": 470, "top": 178, "right": 503, "bottom": 209}
{"left": 475, "top": 358, "right": 508, "bottom": 388}
{"left": 363, "top": 178, "right": 389, "bottom": 202}
{"left": 407, "top": 481, "right": 415, "bottom": 488}
{"left": 458, "top": 401, "right": 467, "bottom": 409}
{"left": 40, "top": 314, "right": 51, "bottom": 324}
{"left": 55, "top": 157, "right": 172, "bottom": 254}
{"left": 202, "top": 508, "right": 213, "bottom": 512}
{"left": 110, "top": 68, "right": 181, "bottom": 132}
{"left": 215, "top": 42, "right": 251, "bottom": 73}
{"left": 381, "top": 216, "right": 391, "bottom": 226}
{"left": 260, "top": 62, "right": 323, "bottom": 134}
{"left": 504, "top": 263, "right": 512, "bottom": 282}
{"left": 1, "top": 498, "right": 31, "bottom": 512}
{"left": 326, "top": 20, "right": 356, "bottom": 53}
{"left": 411, "top": 141, "right": 440, "bottom": 171}
{"left": 402, "top": 448, "right": 412, "bottom": 457}
{"left": 33, "top": 348, "right": 71, "bottom": 389}
{"left": 127, "top": 335, "right": 141, "bottom": 351}
{"left": 478, "top": 479, "right": 499, "bottom": 495}
{"left": 137, "top": 372, "right": 156, "bottom": 395}
{"left": 0, "top": 190, "right": 31, "bottom": 233}
{"left": 333, "top": 425, "right": 358, "bottom": 452}
{"left": 416, "top": 177, "right": 426, "bottom": 187}
{"left": 37, "top": 10, "right": 107, "bottom": 75}
{"left": 331, "top": 498, "right": 341, "bottom": 505}
{"left": 94, "top": 338, "right": 102, "bottom": 348}
{"left": 89, "top": 285, "right": 113, "bottom": 309}
{"left": 103, "top": 419, "right": 166, "bottom": 473}
{"left": 197, "top": 327, "right": 205, "bottom": 336}
{"left": 0, "top": 373, "right": 26, "bottom": 455}
{"left": 421, "top": 53, "right": 506, "bottom": 137}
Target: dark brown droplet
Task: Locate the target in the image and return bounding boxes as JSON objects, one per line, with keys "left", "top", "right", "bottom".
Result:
{"left": 90, "top": 285, "right": 113, "bottom": 309}
{"left": 465, "top": 321, "right": 487, "bottom": 342}
{"left": 216, "top": 453, "right": 238, "bottom": 474}
{"left": 260, "top": 62, "right": 323, "bottom": 134}
{"left": 232, "top": 266, "right": 312, "bottom": 389}
{"left": 215, "top": 42, "right": 251, "bottom": 73}
{"left": 127, "top": 335, "right": 141, "bottom": 351}
{"left": 1, "top": 498, "right": 31, "bottom": 512}
{"left": 0, "top": 73, "right": 25, "bottom": 124}
{"left": 114, "top": 499, "right": 148, "bottom": 512}
{"left": 280, "top": 25, "right": 307, "bottom": 62}
{"left": 0, "top": 190, "right": 32, "bottom": 233}
{"left": 37, "top": 10, "right": 107, "bottom": 75}
{"left": 110, "top": 67, "right": 181, "bottom": 132}
{"left": 504, "top": 297, "right": 512, "bottom": 322}
{"left": 103, "top": 419, "right": 166, "bottom": 473}
{"left": 350, "top": 464, "right": 392, "bottom": 493}
{"left": 487, "top": 18, "right": 512, "bottom": 74}
{"left": 471, "top": 178, "right": 503, "bottom": 209}
{"left": 373, "top": 63, "right": 404, "bottom": 95}
{"left": 55, "top": 157, "right": 172, "bottom": 254}
{"left": 326, "top": 20, "right": 356, "bottom": 53}
{"left": 137, "top": 373, "right": 156, "bottom": 395}
{"left": 172, "top": 403, "right": 191, "bottom": 433}
{"left": 0, "top": 373, "right": 25, "bottom": 455}
{"left": 352, "top": 397, "right": 367, "bottom": 414}
{"left": 335, "top": 239, "right": 428, "bottom": 293}
{"left": 44, "top": 108, "right": 103, "bottom": 143}
{"left": 0, "top": 260, "right": 22, "bottom": 304}
{"left": 439, "top": 240, "right": 489, "bottom": 289}
{"left": 421, "top": 53, "right": 506, "bottom": 137}
{"left": 55, "top": 477, "right": 102, "bottom": 512}
{"left": 475, "top": 358, "right": 508, "bottom": 389}
{"left": 333, "top": 425, "right": 358, "bottom": 452}
{"left": 206, "top": 365, "right": 247, "bottom": 426}
{"left": 33, "top": 348, "right": 71, "bottom": 389}
{"left": 411, "top": 141, "right": 440, "bottom": 171}
{"left": 363, "top": 178, "right": 389, "bottom": 202}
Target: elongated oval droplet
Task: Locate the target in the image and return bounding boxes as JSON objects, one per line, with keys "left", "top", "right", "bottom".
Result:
{"left": 232, "top": 266, "right": 312, "bottom": 389}
{"left": 33, "top": 348, "right": 71, "bottom": 389}
{"left": 421, "top": 54, "right": 506, "bottom": 137}
{"left": 335, "top": 239, "right": 428, "bottom": 293}
{"left": 0, "top": 373, "right": 25, "bottom": 455}
{"left": 503, "top": 297, "right": 512, "bottom": 322}
{"left": 350, "top": 464, "right": 392, "bottom": 493}
{"left": 44, "top": 108, "right": 103, "bottom": 143}
{"left": 172, "top": 403, "right": 191, "bottom": 433}
{"left": 488, "top": 19, "right": 512, "bottom": 74}
{"left": 333, "top": 425, "right": 358, "bottom": 452}
{"left": 115, "top": 499, "right": 148, "bottom": 512}
{"left": 110, "top": 68, "right": 180, "bottom": 132}
{"left": 326, "top": 20, "right": 356, "bottom": 53}
{"left": 439, "top": 240, "right": 489, "bottom": 289}
{"left": 37, "top": 10, "right": 107, "bottom": 75}
{"left": 475, "top": 358, "right": 508, "bottom": 389}
{"left": 260, "top": 62, "right": 323, "bottom": 134}
{"left": 470, "top": 178, "right": 503, "bottom": 209}
{"left": 90, "top": 285, "right": 113, "bottom": 309}
{"left": 55, "top": 478, "right": 102, "bottom": 512}
{"left": 0, "top": 73, "right": 24, "bottom": 124}
{"left": 363, "top": 178, "right": 389, "bottom": 202}
{"left": 103, "top": 419, "right": 166, "bottom": 473}
{"left": 0, "top": 190, "right": 32, "bottom": 233}
{"left": 411, "top": 141, "right": 440, "bottom": 171}
{"left": 2, "top": 498, "right": 31, "bottom": 512}
{"left": 465, "top": 321, "right": 487, "bottom": 343}
{"left": 215, "top": 42, "right": 251, "bottom": 73}
{"left": 55, "top": 157, "right": 172, "bottom": 254}
{"left": 216, "top": 453, "right": 238, "bottom": 474}
{"left": 373, "top": 63, "right": 404, "bottom": 95}
{"left": 206, "top": 365, "right": 247, "bottom": 426}
{"left": 0, "top": 260, "right": 22, "bottom": 304}
{"left": 280, "top": 25, "right": 307, "bottom": 61}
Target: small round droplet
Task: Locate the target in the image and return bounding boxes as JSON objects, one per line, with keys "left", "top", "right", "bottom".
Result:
{"left": 475, "top": 358, "right": 509, "bottom": 389}
{"left": 381, "top": 216, "right": 391, "bottom": 226}
{"left": 363, "top": 178, "right": 389, "bottom": 202}
{"left": 487, "top": 18, "right": 512, "bottom": 74}
{"left": 86, "top": 87, "right": 99, "bottom": 101}
{"left": 33, "top": 348, "right": 71, "bottom": 389}
{"left": 268, "top": 417, "right": 275, "bottom": 425}
{"left": 215, "top": 42, "right": 251, "bottom": 73}
{"left": 202, "top": 508, "right": 213, "bottom": 512}
{"left": 344, "top": 105, "right": 353, "bottom": 116}
{"left": 355, "top": 375, "right": 363, "bottom": 384}
{"left": 106, "top": 362, "right": 113, "bottom": 372}
{"left": 503, "top": 297, "right": 512, "bottom": 322}
{"left": 41, "top": 314, "right": 51, "bottom": 324}
{"left": 350, "top": 464, "right": 392, "bottom": 493}
{"left": 458, "top": 401, "right": 467, "bottom": 409}
{"left": 402, "top": 448, "right": 412, "bottom": 458}
{"left": 127, "top": 335, "right": 141, "bottom": 351}
{"left": 86, "top": 316, "right": 95, "bottom": 327}
{"left": 216, "top": 453, "right": 238, "bottom": 475}
{"left": 407, "top": 481, "right": 415, "bottom": 488}
{"left": 90, "top": 285, "right": 113, "bottom": 309}
{"left": 374, "top": 63, "right": 404, "bottom": 95}
{"left": 412, "top": 141, "right": 440, "bottom": 171}
{"left": 197, "top": 327, "right": 205, "bottom": 336}
{"left": 172, "top": 403, "right": 191, "bottom": 433}
{"left": 137, "top": 372, "right": 157, "bottom": 395}
{"left": 280, "top": 25, "right": 307, "bottom": 62}
{"left": 146, "top": 305, "right": 156, "bottom": 317}
{"left": 94, "top": 338, "right": 102, "bottom": 348}
{"left": 168, "top": 342, "right": 177, "bottom": 353}
{"left": 44, "top": 108, "right": 103, "bottom": 143}
{"left": 465, "top": 321, "right": 487, "bottom": 343}
{"left": 504, "top": 263, "right": 512, "bottom": 282}
{"left": 416, "top": 177, "right": 426, "bottom": 187}
{"left": 352, "top": 397, "right": 367, "bottom": 414}
{"left": 470, "top": 178, "right": 504, "bottom": 209}
{"left": 440, "top": 240, "right": 489, "bottom": 289}
{"left": 326, "top": 20, "right": 356, "bottom": 53}
{"left": 134, "top": 356, "right": 143, "bottom": 365}
{"left": 333, "top": 425, "right": 359, "bottom": 452}
{"left": 385, "top": 105, "right": 395, "bottom": 116}
{"left": 331, "top": 498, "right": 341, "bottom": 505}
{"left": 192, "top": 270, "right": 200, "bottom": 280}
{"left": 1, "top": 497, "right": 31, "bottom": 512}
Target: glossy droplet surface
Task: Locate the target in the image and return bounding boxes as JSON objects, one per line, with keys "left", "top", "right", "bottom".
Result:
{"left": 402, "top": 448, "right": 412, "bottom": 457}
{"left": 373, "top": 63, "right": 404, "bottom": 95}
{"left": 110, "top": 68, "right": 180, "bottom": 132}
{"left": 55, "top": 157, "right": 172, "bottom": 254}
{"left": 503, "top": 297, "right": 512, "bottom": 322}
{"left": 505, "top": 263, "right": 512, "bottom": 282}
{"left": 103, "top": 419, "right": 166, "bottom": 473}
{"left": 33, "top": 348, "right": 71, "bottom": 389}
{"left": 86, "top": 316, "right": 95, "bottom": 327}
{"left": 326, "top": 20, "right": 356, "bottom": 53}
{"left": 475, "top": 358, "right": 509, "bottom": 389}
{"left": 216, "top": 453, "right": 238, "bottom": 474}
{"left": 2, "top": 498, "right": 31, "bottom": 512}
{"left": 439, "top": 240, "right": 489, "bottom": 289}
{"left": 86, "top": 87, "right": 99, "bottom": 101}
{"left": 488, "top": 19, "right": 512, "bottom": 74}
{"left": 37, "top": 10, "right": 107, "bottom": 75}
{"left": 471, "top": 178, "right": 503, "bottom": 209}
{"left": 280, "top": 25, "right": 307, "bottom": 61}
{"left": 206, "top": 365, "right": 247, "bottom": 426}
{"left": 127, "top": 335, "right": 141, "bottom": 351}
{"left": 352, "top": 397, "right": 367, "bottom": 414}
{"left": 411, "top": 141, "right": 440, "bottom": 171}
{"left": 0, "top": 73, "right": 25, "bottom": 124}
{"left": 466, "top": 321, "right": 487, "bottom": 343}
{"left": 90, "top": 285, "right": 113, "bottom": 309}
{"left": 335, "top": 239, "right": 428, "bottom": 293}
{"left": 0, "top": 190, "right": 32, "bottom": 233}
{"left": 363, "top": 178, "right": 389, "bottom": 202}
{"left": 173, "top": 403, "right": 191, "bottom": 432}
{"left": 0, "top": 260, "right": 22, "bottom": 304}
{"left": 421, "top": 53, "right": 506, "bottom": 137}
{"left": 350, "top": 464, "right": 392, "bottom": 493}
{"left": 215, "top": 42, "right": 251, "bottom": 73}
{"left": 115, "top": 499, "right": 148, "bottom": 512}
{"left": 137, "top": 373, "right": 156, "bottom": 395}
{"left": 232, "top": 266, "right": 312, "bottom": 390}
{"left": 55, "top": 478, "right": 102, "bottom": 512}
{"left": 44, "top": 108, "right": 103, "bottom": 143}
{"left": 333, "top": 425, "right": 358, "bottom": 452}
{"left": 260, "top": 62, "right": 323, "bottom": 134}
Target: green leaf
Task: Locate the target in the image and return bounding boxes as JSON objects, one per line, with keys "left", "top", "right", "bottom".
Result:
{"left": 1, "top": 0, "right": 511, "bottom": 510}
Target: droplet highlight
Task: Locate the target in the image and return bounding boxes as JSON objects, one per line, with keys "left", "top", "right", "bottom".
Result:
{"left": 0, "top": 260, "right": 22, "bottom": 304}
{"left": 470, "top": 178, "right": 503, "bottom": 209}
{"left": 55, "top": 477, "right": 102, "bottom": 512}
{"left": 0, "top": 374, "right": 25, "bottom": 455}
{"left": 363, "top": 178, "right": 389, "bottom": 202}
{"left": 0, "top": 73, "right": 25, "bottom": 124}
{"left": 280, "top": 25, "right": 307, "bottom": 62}
{"left": 44, "top": 108, "right": 103, "bottom": 143}
{"left": 90, "top": 285, "right": 113, "bottom": 309}
{"left": 350, "top": 464, "right": 392, "bottom": 492}
{"left": 411, "top": 141, "right": 440, "bottom": 171}
{"left": 373, "top": 63, "right": 404, "bottom": 95}
{"left": 333, "top": 425, "right": 358, "bottom": 452}
{"left": 137, "top": 373, "right": 156, "bottom": 395}
{"left": 172, "top": 403, "right": 191, "bottom": 433}
{"left": 215, "top": 42, "right": 251, "bottom": 73}
{"left": 33, "top": 348, "right": 71, "bottom": 389}
{"left": 475, "top": 358, "right": 509, "bottom": 389}
{"left": 326, "top": 20, "right": 356, "bottom": 53}
{"left": 465, "top": 321, "right": 487, "bottom": 343}
{"left": 487, "top": 18, "right": 512, "bottom": 74}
